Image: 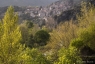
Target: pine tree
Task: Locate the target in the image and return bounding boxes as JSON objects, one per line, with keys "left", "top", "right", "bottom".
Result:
{"left": 0, "top": 6, "right": 25, "bottom": 64}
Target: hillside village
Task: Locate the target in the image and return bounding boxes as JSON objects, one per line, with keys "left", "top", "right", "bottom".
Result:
{"left": 0, "top": 0, "right": 94, "bottom": 28}
{"left": 24, "top": 0, "right": 72, "bottom": 18}
{"left": 0, "top": 0, "right": 95, "bottom": 64}
{"left": 0, "top": 0, "right": 73, "bottom": 25}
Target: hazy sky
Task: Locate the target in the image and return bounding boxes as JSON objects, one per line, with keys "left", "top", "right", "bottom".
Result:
{"left": 0, "top": 0, "right": 58, "bottom": 7}
{"left": 0, "top": 0, "right": 87, "bottom": 7}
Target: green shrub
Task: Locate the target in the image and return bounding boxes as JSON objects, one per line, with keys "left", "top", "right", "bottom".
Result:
{"left": 34, "top": 30, "right": 50, "bottom": 46}
{"left": 70, "top": 38, "right": 84, "bottom": 49}
{"left": 55, "top": 47, "right": 82, "bottom": 64}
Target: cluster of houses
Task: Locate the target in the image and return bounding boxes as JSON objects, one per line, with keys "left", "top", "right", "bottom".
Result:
{"left": 0, "top": 0, "right": 74, "bottom": 25}
{"left": 20, "top": 0, "right": 73, "bottom": 20}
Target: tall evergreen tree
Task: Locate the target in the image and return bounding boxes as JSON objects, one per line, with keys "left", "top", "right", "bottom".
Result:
{"left": 0, "top": 6, "right": 25, "bottom": 64}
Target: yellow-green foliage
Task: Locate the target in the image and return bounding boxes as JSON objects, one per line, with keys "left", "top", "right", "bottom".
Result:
{"left": 0, "top": 6, "right": 52, "bottom": 64}
{"left": 70, "top": 2, "right": 95, "bottom": 50}
{"left": 43, "top": 21, "right": 78, "bottom": 64}
{"left": 55, "top": 47, "right": 82, "bottom": 64}
{"left": 46, "top": 2, "right": 95, "bottom": 51}
{"left": 21, "top": 48, "right": 51, "bottom": 64}
{"left": 0, "top": 6, "right": 26, "bottom": 64}
{"left": 45, "top": 2, "right": 95, "bottom": 64}
{"left": 46, "top": 20, "right": 78, "bottom": 51}
{"left": 1, "top": 1, "right": 95, "bottom": 64}
{"left": 71, "top": 24, "right": 95, "bottom": 51}
{"left": 78, "top": 2, "right": 95, "bottom": 29}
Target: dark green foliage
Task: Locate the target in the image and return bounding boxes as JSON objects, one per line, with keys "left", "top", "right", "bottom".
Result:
{"left": 26, "top": 21, "right": 34, "bottom": 28}
{"left": 20, "top": 21, "right": 34, "bottom": 48}
{"left": 26, "top": 34, "right": 35, "bottom": 48}
{"left": 80, "top": 46, "right": 95, "bottom": 56}
{"left": 34, "top": 30, "right": 50, "bottom": 46}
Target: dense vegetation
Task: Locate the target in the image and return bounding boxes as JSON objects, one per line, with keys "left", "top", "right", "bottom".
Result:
{"left": 0, "top": 1, "right": 95, "bottom": 64}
